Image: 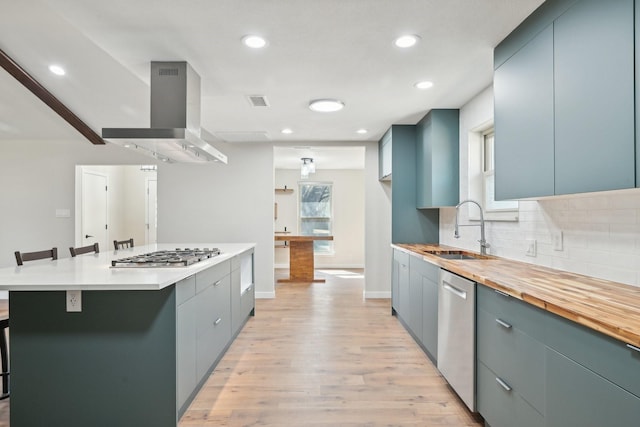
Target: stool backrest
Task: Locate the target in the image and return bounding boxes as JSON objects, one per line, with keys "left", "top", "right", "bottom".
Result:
{"left": 15, "top": 247, "right": 58, "bottom": 266}
{"left": 69, "top": 242, "right": 100, "bottom": 257}
{"left": 114, "top": 238, "right": 134, "bottom": 250}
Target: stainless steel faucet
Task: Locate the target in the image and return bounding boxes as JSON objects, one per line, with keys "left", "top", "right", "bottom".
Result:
{"left": 454, "top": 199, "right": 490, "bottom": 255}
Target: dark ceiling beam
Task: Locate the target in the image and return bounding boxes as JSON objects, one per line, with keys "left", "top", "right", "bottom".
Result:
{"left": 0, "top": 48, "right": 105, "bottom": 145}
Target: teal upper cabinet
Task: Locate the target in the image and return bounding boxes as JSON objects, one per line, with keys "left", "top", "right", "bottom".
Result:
{"left": 494, "top": 25, "right": 554, "bottom": 200}
{"left": 379, "top": 130, "right": 392, "bottom": 180}
{"left": 494, "top": 0, "right": 636, "bottom": 199}
{"left": 554, "top": 0, "right": 635, "bottom": 195}
{"left": 416, "top": 109, "right": 460, "bottom": 208}
{"left": 381, "top": 125, "right": 439, "bottom": 244}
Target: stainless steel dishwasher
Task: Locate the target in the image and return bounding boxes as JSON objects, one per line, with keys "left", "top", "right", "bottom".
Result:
{"left": 437, "top": 269, "right": 476, "bottom": 411}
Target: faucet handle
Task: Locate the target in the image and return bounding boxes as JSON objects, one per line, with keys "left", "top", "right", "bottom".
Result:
{"left": 478, "top": 240, "right": 490, "bottom": 248}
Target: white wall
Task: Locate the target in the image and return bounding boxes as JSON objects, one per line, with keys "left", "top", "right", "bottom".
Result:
{"left": 158, "top": 142, "right": 276, "bottom": 298}
{"left": 0, "top": 139, "right": 155, "bottom": 268}
{"left": 0, "top": 138, "right": 391, "bottom": 300}
{"left": 440, "top": 85, "right": 640, "bottom": 287}
{"left": 274, "top": 168, "right": 365, "bottom": 269}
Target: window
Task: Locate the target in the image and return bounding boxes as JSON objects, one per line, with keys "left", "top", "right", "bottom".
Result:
{"left": 299, "top": 182, "right": 333, "bottom": 254}
{"left": 482, "top": 130, "right": 518, "bottom": 213}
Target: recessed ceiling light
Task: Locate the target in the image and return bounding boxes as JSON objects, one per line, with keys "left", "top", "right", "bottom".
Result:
{"left": 242, "top": 35, "right": 267, "bottom": 49}
{"left": 356, "top": 129, "right": 368, "bottom": 134}
{"left": 309, "top": 99, "right": 345, "bottom": 113}
{"left": 281, "top": 128, "right": 293, "bottom": 134}
{"left": 415, "top": 80, "right": 434, "bottom": 90}
{"left": 48, "top": 64, "right": 66, "bottom": 76}
{"left": 394, "top": 35, "right": 420, "bottom": 48}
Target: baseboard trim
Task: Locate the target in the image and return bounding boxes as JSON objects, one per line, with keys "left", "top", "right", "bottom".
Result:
{"left": 255, "top": 291, "right": 275, "bottom": 299}
{"left": 363, "top": 291, "right": 391, "bottom": 299}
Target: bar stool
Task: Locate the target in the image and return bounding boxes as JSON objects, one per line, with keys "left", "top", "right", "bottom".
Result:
{"left": 9, "top": 246, "right": 58, "bottom": 399}
{"left": 69, "top": 242, "right": 99, "bottom": 257}
{"left": 14, "top": 247, "right": 58, "bottom": 266}
{"left": 0, "top": 318, "right": 8, "bottom": 400}
{"left": 113, "top": 238, "right": 134, "bottom": 250}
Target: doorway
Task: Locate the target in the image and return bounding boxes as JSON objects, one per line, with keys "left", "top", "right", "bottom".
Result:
{"left": 75, "top": 165, "right": 157, "bottom": 249}
{"left": 273, "top": 146, "right": 366, "bottom": 286}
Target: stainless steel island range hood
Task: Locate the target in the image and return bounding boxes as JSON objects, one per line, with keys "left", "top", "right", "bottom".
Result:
{"left": 102, "top": 61, "right": 227, "bottom": 164}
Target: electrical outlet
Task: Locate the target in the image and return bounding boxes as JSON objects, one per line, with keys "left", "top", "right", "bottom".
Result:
{"left": 526, "top": 239, "right": 537, "bottom": 257}
{"left": 66, "top": 290, "right": 82, "bottom": 312}
{"left": 553, "top": 231, "right": 563, "bottom": 251}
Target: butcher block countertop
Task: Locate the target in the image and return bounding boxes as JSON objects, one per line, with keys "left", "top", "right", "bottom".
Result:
{"left": 393, "top": 243, "right": 640, "bottom": 348}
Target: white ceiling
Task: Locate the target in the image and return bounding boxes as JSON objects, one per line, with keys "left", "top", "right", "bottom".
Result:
{"left": 0, "top": 0, "right": 544, "bottom": 156}
{"left": 274, "top": 146, "right": 365, "bottom": 170}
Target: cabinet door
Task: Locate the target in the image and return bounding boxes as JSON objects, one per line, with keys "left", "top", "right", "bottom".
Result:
{"left": 408, "top": 265, "right": 423, "bottom": 340}
{"left": 176, "top": 295, "right": 197, "bottom": 410}
{"left": 554, "top": 0, "right": 635, "bottom": 195}
{"left": 379, "top": 131, "right": 392, "bottom": 180}
{"left": 494, "top": 24, "right": 554, "bottom": 200}
{"left": 546, "top": 348, "right": 640, "bottom": 427}
{"left": 230, "top": 268, "right": 242, "bottom": 336}
{"left": 421, "top": 274, "right": 438, "bottom": 362}
{"left": 398, "top": 256, "right": 410, "bottom": 321}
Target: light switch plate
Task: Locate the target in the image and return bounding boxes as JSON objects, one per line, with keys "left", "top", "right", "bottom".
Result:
{"left": 526, "top": 239, "right": 537, "bottom": 257}
{"left": 553, "top": 231, "right": 563, "bottom": 251}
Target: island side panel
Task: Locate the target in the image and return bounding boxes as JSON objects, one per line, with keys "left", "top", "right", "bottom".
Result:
{"left": 9, "top": 287, "right": 177, "bottom": 427}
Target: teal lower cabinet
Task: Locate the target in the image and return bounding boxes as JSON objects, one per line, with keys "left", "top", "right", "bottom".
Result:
{"left": 392, "top": 249, "right": 410, "bottom": 317}
{"left": 392, "top": 250, "right": 438, "bottom": 364}
{"left": 476, "top": 286, "right": 546, "bottom": 427}
{"left": 476, "top": 284, "right": 640, "bottom": 427}
{"left": 545, "top": 348, "right": 640, "bottom": 427}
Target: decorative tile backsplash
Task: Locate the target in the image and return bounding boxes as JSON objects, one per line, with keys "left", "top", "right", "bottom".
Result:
{"left": 440, "top": 189, "right": 640, "bottom": 287}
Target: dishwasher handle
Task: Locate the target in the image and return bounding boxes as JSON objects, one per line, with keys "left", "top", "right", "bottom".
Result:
{"left": 442, "top": 281, "right": 467, "bottom": 300}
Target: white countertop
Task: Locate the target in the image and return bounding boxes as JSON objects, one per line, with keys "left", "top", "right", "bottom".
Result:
{"left": 0, "top": 243, "right": 255, "bottom": 291}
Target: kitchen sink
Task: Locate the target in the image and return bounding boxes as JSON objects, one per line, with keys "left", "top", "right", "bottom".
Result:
{"left": 436, "top": 253, "right": 480, "bottom": 260}
{"left": 419, "top": 249, "right": 490, "bottom": 260}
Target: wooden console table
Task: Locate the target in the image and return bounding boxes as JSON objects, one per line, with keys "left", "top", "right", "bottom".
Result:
{"left": 274, "top": 235, "right": 334, "bottom": 283}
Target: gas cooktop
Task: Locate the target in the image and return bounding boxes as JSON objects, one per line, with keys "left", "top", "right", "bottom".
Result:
{"left": 111, "top": 248, "right": 221, "bottom": 268}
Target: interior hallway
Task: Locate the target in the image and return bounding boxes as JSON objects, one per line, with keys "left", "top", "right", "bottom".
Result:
{"left": 179, "top": 269, "right": 482, "bottom": 426}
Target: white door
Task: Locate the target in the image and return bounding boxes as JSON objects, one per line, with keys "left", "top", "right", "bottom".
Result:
{"left": 146, "top": 178, "right": 157, "bottom": 244}
{"left": 81, "top": 171, "right": 108, "bottom": 250}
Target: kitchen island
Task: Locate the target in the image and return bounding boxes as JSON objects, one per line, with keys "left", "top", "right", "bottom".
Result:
{"left": 0, "top": 243, "right": 255, "bottom": 427}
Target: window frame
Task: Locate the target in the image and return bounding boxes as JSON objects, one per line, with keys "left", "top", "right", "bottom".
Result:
{"left": 298, "top": 181, "right": 334, "bottom": 255}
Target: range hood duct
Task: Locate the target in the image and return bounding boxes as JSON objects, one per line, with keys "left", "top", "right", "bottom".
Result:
{"left": 102, "top": 61, "right": 227, "bottom": 164}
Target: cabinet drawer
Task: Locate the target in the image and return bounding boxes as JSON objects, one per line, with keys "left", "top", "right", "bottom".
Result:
{"left": 477, "top": 285, "right": 546, "bottom": 342}
{"left": 478, "top": 361, "right": 544, "bottom": 427}
{"left": 176, "top": 275, "right": 196, "bottom": 306}
{"left": 196, "top": 260, "right": 231, "bottom": 294}
{"left": 477, "top": 360, "right": 516, "bottom": 427}
{"left": 545, "top": 310, "right": 640, "bottom": 398}
{"left": 393, "top": 249, "right": 409, "bottom": 265}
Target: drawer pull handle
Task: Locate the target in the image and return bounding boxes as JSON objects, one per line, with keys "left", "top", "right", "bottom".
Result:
{"left": 241, "top": 284, "right": 254, "bottom": 296}
{"left": 495, "top": 318, "right": 512, "bottom": 329}
{"left": 627, "top": 343, "right": 640, "bottom": 353}
{"left": 214, "top": 317, "right": 222, "bottom": 325}
{"left": 494, "top": 289, "right": 510, "bottom": 298}
{"left": 214, "top": 280, "right": 222, "bottom": 287}
{"left": 496, "top": 377, "right": 512, "bottom": 392}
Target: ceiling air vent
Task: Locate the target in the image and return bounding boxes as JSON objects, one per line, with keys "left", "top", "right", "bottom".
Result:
{"left": 158, "top": 67, "right": 179, "bottom": 76}
{"left": 247, "top": 95, "right": 269, "bottom": 107}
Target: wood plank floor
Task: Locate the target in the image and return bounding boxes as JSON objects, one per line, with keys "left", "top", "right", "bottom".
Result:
{"left": 179, "top": 269, "right": 482, "bottom": 426}
{"left": 0, "top": 270, "right": 483, "bottom": 426}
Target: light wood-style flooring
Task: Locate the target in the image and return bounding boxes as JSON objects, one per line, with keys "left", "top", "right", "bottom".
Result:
{"left": 179, "top": 269, "right": 482, "bottom": 426}
{"left": 0, "top": 271, "right": 483, "bottom": 426}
